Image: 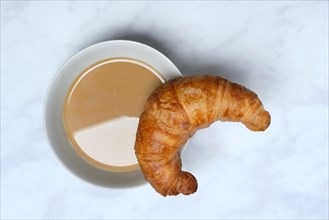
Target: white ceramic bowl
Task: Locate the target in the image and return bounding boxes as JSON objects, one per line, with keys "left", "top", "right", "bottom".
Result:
{"left": 44, "top": 40, "right": 182, "bottom": 187}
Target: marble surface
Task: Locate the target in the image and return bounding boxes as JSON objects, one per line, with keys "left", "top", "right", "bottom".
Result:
{"left": 1, "top": 1, "right": 328, "bottom": 219}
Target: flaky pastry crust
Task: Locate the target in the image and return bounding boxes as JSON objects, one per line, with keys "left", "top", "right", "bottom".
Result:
{"left": 134, "top": 75, "right": 270, "bottom": 196}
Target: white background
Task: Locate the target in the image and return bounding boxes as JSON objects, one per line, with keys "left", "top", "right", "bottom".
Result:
{"left": 1, "top": 1, "right": 328, "bottom": 219}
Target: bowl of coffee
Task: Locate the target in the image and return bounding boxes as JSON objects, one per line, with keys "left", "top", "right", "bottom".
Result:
{"left": 44, "top": 40, "right": 182, "bottom": 185}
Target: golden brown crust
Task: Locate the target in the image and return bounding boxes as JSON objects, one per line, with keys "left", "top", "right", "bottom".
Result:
{"left": 134, "top": 75, "right": 271, "bottom": 196}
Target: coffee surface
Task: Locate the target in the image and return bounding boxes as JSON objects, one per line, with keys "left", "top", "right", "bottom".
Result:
{"left": 63, "top": 58, "right": 163, "bottom": 171}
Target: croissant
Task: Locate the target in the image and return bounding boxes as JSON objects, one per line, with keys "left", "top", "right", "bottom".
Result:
{"left": 134, "top": 75, "right": 270, "bottom": 196}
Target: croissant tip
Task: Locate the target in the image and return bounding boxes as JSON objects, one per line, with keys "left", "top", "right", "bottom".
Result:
{"left": 245, "top": 110, "right": 271, "bottom": 132}
{"left": 260, "top": 110, "right": 271, "bottom": 131}
{"left": 261, "top": 114, "right": 271, "bottom": 131}
{"left": 177, "top": 172, "right": 198, "bottom": 195}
